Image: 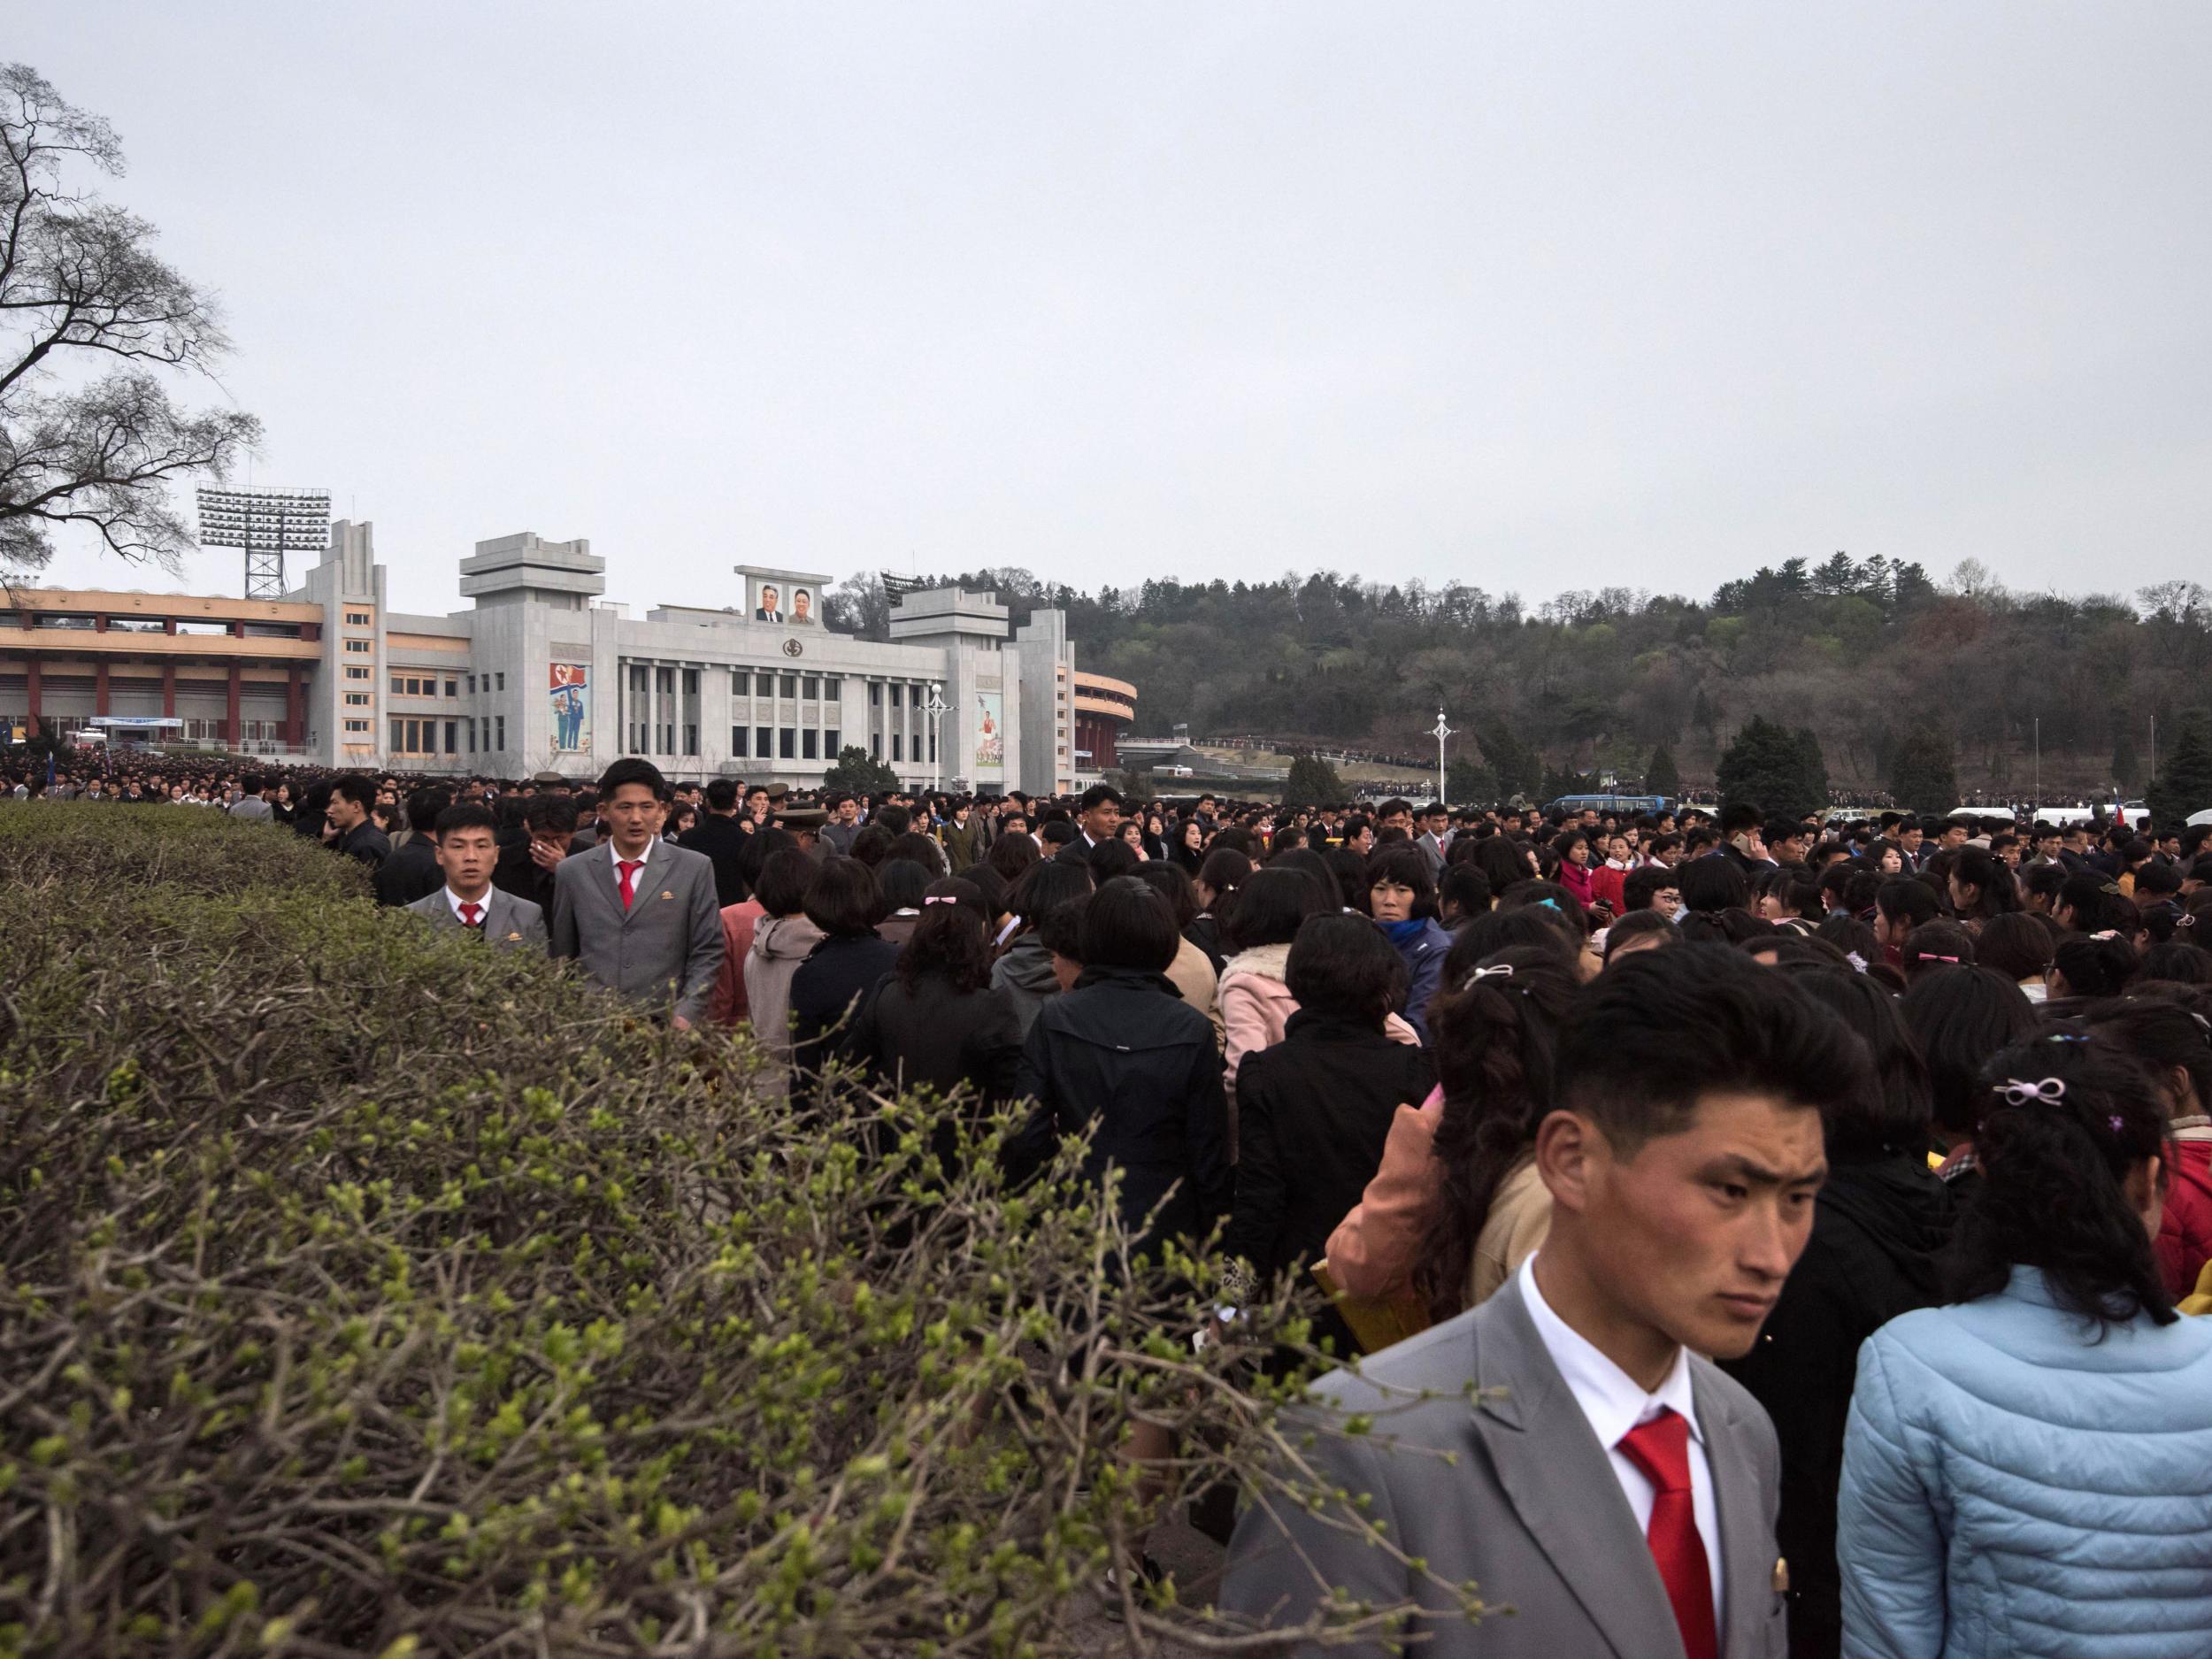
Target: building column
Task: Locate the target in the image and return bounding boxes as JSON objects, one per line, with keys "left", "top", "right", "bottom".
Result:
{"left": 25, "top": 658, "right": 39, "bottom": 727}
{"left": 161, "top": 664, "right": 177, "bottom": 718}
{"left": 286, "top": 666, "right": 303, "bottom": 747}
{"left": 163, "top": 618, "right": 176, "bottom": 635}
{"left": 95, "top": 661, "right": 110, "bottom": 717}
{"left": 226, "top": 664, "right": 242, "bottom": 742}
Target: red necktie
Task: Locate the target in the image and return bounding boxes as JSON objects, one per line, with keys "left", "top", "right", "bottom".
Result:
{"left": 459, "top": 901, "right": 483, "bottom": 928}
{"left": 618, "top": 860, "right": 641, "bottom": 910}
{"left": 1617, "top": 1409, "right": 1717, "bottom": 1659}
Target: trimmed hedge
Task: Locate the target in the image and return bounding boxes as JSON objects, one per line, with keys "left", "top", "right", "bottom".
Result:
{"left": 0, "top": 807, "right": 1465, "bottom": 1657}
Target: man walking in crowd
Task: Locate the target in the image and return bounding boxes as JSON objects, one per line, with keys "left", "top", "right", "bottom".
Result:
{"left": 1223, "top": 947, "right": 1868, "bottom": 1658}
{"left": 404, "top": 803, "right": 547, "bottom": 949}
{"left": 1054, "top": 783, "right": 1125, "bottom": 864}
{"left": 819, "top": 792, "right": 863, "bottom": 855}
{"left": 373, "top": 785, "right": 451, "bottom": 906}
{"left": 549, "top": 757, "right": 723, "bottom": 1029}
{"left": 679, "top": 777, "right": 751, "bottom": 905}
{"left": 322, "top": 774, "right": 390, "bottom": 871}
{"left": 227, "top": 774, "right": 273, "bottom": 822}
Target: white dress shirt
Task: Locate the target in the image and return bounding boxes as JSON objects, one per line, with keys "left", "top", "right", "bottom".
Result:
{"left": 1518, "top": 1253, "right": 1724, "bottom": 1632}
{"left": 444, "top": 886, "right": 492, "bottom": 923}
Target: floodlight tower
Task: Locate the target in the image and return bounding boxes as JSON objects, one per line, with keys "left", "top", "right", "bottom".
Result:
{"left": 196, "top": 487, "right": 332, "bottom": 598}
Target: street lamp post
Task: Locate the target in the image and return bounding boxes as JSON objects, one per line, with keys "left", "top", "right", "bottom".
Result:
{"left": 1432, "top": 706, "right": 1454, "bottom": 808}
{"left": 924, "top": 682, "right": 948, "bottom": 795}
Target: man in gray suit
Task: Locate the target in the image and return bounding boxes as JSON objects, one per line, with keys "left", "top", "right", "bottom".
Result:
{"left": 1221, "top": 948, "right": 1870, "bottom": 1659}
{"left": 403, "top": 803, "right": 548, "bottom": 949}
{"left": 227, "top": 773, "right": 273, "bottom": 822}
{"left": 549, "top": 757, "right": 723, "bottom": 1027}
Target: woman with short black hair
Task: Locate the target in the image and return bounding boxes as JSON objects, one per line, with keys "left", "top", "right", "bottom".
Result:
{"left": 849, "top": 877, "right": 1024, "bottom": 1171}
{"left": 789, "top": 856, "right": 900, "bottom": 1071}
{"left": 1368, "top": 842, "right": 1452, "bottom": 1042}
{"left": 1223, "top": 915, "right": 1433, "bottom": 1352}
{"left": 1008, "top": 879, "right": 1230, "bottom": 1260}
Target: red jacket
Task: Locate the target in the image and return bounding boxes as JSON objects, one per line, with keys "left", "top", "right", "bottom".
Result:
{"left": 2155, "top": 1133, "right": 2212, "bottom": 1298}
{"left": 1588, "top": 862, "right": 1627, "bottom": 913}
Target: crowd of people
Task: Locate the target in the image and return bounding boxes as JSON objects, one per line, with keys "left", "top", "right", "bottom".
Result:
{"left": 12, "top": 749, "right": 2212, "bottom": 1655}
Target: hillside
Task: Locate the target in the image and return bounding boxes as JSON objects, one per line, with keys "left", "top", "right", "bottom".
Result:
{"left": 822, "top": 557, "right": 2211, "bottom": 800}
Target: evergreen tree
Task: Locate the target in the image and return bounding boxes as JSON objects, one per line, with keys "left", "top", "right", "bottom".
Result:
{"left": 2146, "top": 710, "right": 2212, "bottom": 830}
{"left": 1446, "top": 756, "right": 1495, "bottom": 804}
{"left": 1476, "top": 720, "right": 1545, "bottom": 803}
{"left": 1644, "top": 743, "right": 1682, "bottom": 799}
{"left": 1281, "top": 753, "right": 1347, "bottom": 810}
{"left": 1793, "top": 728, "right": 1830, "bottom": 814}
{"left": 1887, "top": 727, "right": 1959, "bottom": 815}
{"left": 1717, "top": 717, "right": 1826, "bottom": 815}
{"left": 822, "top": 745, "right": 900, "bottom": 796}
{"left": 2111, "top": 725, "right": 2141, "bottom": 793}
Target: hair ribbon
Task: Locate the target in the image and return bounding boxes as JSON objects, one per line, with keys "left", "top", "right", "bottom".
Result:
{"left": 1996, "top": 1076, "right": 2066, "bottom": 1108}
{"left": 1462, "top": 963, "right": 1514, "bottom": 991}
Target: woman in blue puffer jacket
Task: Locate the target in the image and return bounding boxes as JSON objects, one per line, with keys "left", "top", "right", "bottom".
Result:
{"left": 1839, "top": 1030, "right": 2212, "bottom": 1659}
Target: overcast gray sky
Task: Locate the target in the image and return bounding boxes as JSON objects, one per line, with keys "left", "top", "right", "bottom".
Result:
{"left": 20, "top": 3, "right": 2212, "bottom": 616}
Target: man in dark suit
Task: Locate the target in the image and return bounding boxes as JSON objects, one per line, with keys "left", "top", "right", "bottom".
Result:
{"left": 549, "top": 757, "right": 723, "bottom": 1028}
{"left": 1053, "top": 784, "right": 1125, "bottom": 864}
{"left": 678, "top": 777, "right": 750, "bottom": 905}
{"left": 404, "top": 803, "right": 548, "bottom": 949}
{"left": 373, "top": 785, "right": 452, "bottom": 906}
{"left": 1221, "top": 947, "right": 1870, "bottom": 1658}
{"left": 324, "top": 774, "right": 391, "bottom": 871}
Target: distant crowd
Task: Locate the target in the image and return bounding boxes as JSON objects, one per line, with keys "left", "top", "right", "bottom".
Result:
{"left": 9, "top": 750, "right": 2212, "bottom": 1656}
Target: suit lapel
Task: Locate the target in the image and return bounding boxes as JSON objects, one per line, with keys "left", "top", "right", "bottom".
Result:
{"left": 1467, "top": 1280, "right": 1683, "bottom": 1659}
{"left": 1692, "top": 1363, "right": 1770, "bottom": 1659}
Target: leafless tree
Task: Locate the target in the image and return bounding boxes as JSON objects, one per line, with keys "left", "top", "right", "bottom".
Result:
{"left": 0, "top": 63, "right": 260, "bottom": 580}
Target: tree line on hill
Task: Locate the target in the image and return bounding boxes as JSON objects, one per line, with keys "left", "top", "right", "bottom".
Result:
{"left": 824, "top": 556, "right": 2212, "bottom": 812}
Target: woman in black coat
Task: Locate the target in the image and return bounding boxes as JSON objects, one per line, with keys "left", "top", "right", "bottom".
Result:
{"left": 1010, "top": 877, "right": 1231, "bottom": 1257}
{"left": 849, "top": 877, "right": 1024, "bottom": 1171}
{"left": 1223, "top": 914, "right": 1433, "bottom": 1356}
{"left": 790, "top": 856, "right": 901, "bottom": 1071}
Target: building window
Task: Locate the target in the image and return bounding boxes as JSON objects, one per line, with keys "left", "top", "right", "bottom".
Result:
{"left": 346, "top": 664, "right": 370, "bottom": 681}
{"left": 826, "top": 728, "right": 841, "bottom": 757}
{"left": 869, "top": 682, "right": 880, "bottom": 707}
{"left": 772, "top": 727, "right": 791, "bottom": 759}
{"left": 888, "top": 683, "right": 902, "bottom": 708}
{"left": 732, "top": 669, "right": 750, "bottom": 696}
{"left": 344, "top": 718, "right": 370, "bottom": 733}
{"left": 445, "top": 680, "right": 457, "bottom": 698}
{"left": 445, "top": 720, "right": 457, "bottom": 752}
{"left": 466, "top": 718, "right": 476, "bottom": 754}
{"left": 390, "top": 718, "right": 404, "bottom": 750}
{"left": 466, "top": 673, "right": 475, "bottom": 694}
{"left": 495, "top": 672, "right": 505, "bottom": 691}
{"left": 929, "top": 728, "right": 937, "bottom": 763}
{"left": 731, "top": 726, "right": 748, "bottom": 757}
{"left": 756, "top": 726, "right": 770, "bottom": 759}
{"left": 824, "top": 677, "right": 842, "bottom": 703}
{"left": 495, "top": 715, "right": 506, "bottom": 750}
{"left": 802, "top": 729, "right": 818, "bottom": 761}
{"left": 893, "top": 733, "right": 903, "bottom": 762}
{"left": 344, "top": 692, "right": 370, "bottom": 706}
{"left": 870, "top": 732, "right": 881, "bottom": 758}
{"left": 802, "top": 675, "right": 819, "bottom": 700}
{"left": 345, "top": 639, "right": 371, "bottom": 654}
{"left": 344, "top": 611, "right": 370, "bottom": 626}
{"left": 779, "top": 673, "right": 796, "bottom": 700}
